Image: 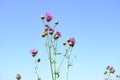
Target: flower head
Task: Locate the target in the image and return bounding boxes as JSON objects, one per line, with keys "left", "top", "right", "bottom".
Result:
{"left": 45, "top": 13, "right": 53, "bottom": 22}
{"left": 45, "top": 24, "right": 50, "bottom": 31}
{"left": 30, "top": 49, "right": 38, "bottom": 57}
{"left": 68, "top": 38, "right": 76, "bottom": 47}
{"left": 49, "top": 27, "right": 54, "bottom": 35}
{"left": 54, "top": 31, "right": 61, "bottom": 39}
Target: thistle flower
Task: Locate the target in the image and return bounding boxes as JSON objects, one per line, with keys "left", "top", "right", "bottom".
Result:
{"left": 54, "top": 31, "right": 61, "bottom": 39}
{"left": 45, "top": 13, "right": 53, "bottom": 22}
{"left": 30, "top": 49, "right": 38, "bottom": 57}
{"left": 16, "top": 73, "right": 21, "bottom": 80}
{"left": 110, "top": 67, "right": 113, "bottom": 70}
{"left": 110, "top": 69, "right": 115, "bottom": 73}
{"left": 49, "top": 27, "right": 54, "bottom": 35}
{"left": 45, "top": 24, "right": 50, "bottom": 31}
{"left": 68, "top": 38, "right": 76, "bottom": 47}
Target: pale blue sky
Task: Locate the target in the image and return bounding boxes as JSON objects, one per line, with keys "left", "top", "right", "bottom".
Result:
{"left": 0, "top": 0, "right": 120, "bottom": 80}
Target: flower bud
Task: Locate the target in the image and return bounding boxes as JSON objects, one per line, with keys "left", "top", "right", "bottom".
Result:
{"left": 41, "top": 33, "right": 45, "bottom": 37}
{"left": 54, "top": 34, "right": 59, "bottom": 39}
{"left": 110, "top": 67, "right": 113, "bottom": 70}
{"left": 55, "top": 20, "right": 59, "bottom": 25}
{"left": 67, "top": 38, "right": 70, "bottom": 43}
{"left": 106, "top": 66, "right": 110, "bottom": 70}
{"left": 63, "top": 42, "right": 66, "bottom": 46}
{"left": 40, "top": 14, "right": 45, "bottom": 19}
{"left": 116, "top": 75, "right": 119, "bottom": 78}
{"left": 104, "top": 71, "right": 107, "bottom": 75}
{"left": 16, "top": 73, "right": 21, "bottom": 80}
{"left": 44, "top": 31, "right": 48, "bottom": 35}
{"left": 37, "top": 58, "right": 41, "bottom": 62}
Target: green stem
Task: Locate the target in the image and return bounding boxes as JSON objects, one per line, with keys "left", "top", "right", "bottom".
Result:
{"left": 49, "top": 53, "right": 54, "bottom": 80}
{"left": 54, "top": 54, "right": 56, "bottom": 80}
{"left": 53, "top": 40, "right": 58, "bottom": 80}
{"left": 57, "top": 47, "right": 70, "bottom": 72}
{"left": 34, "top": 57, "right": 40, "bottom": 80}
{"left": 66, "top": 58, "right": 70, "bottom": 80}
{"left": 48, "top": 41, "right": 54, "bottom": 80}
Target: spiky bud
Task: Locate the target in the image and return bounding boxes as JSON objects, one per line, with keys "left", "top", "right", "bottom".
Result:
{"left": 16, "top": 73, "right": 21, "bottom": 80}
{"left": 40, "top": 14, "right": 45, "bottom": 19}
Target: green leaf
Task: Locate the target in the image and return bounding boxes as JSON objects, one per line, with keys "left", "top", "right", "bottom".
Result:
{"left": 56, "top": 53, "right": 62, "bottom": 55}
{"left": 38, "top": 78, "right": 41, "bottom": 80}
{"left": 52, "top": 60, "right": 56, "bottom": 64}
{"left": 68, "top": 64, "right": 72, "bottom": 67}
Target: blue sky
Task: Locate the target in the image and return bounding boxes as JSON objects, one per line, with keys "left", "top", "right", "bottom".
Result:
{"left": 0, "top": 0, "right": 120, "bottom": 80}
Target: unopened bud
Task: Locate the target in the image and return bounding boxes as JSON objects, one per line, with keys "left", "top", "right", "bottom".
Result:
{"left": 44, "top": 31, "right": 48, "bottom": 35}
{"left": 55, "top": 20, "right": 59, "bottom": 25}
{"left": 54, "top": 34, "right": 59, "bottom": 39}
{"left": 41, "top": 33, "right": 45, "bottom": 37}
{"left": 104, "top": 71, "right": 107, "bottom": 75}
{"left": 68, "top": 41, "right": 74, "bottom": 47}
{"left": 16, "top": 73, "right": 21, "bottom": 80}
{"left": 116, "top": 75, "right": 119, "bottom": 78}
{"left": 49, "top": 31, "right": 54, "bottom": 35}
{"left": 37, "top": 58, "right": 41, "bottom": 62}
{"left": 63, "top": 42, "right": 66, "bottom": 45}
{"left": 40, "top": 14, "right": 45, "bottom": 19}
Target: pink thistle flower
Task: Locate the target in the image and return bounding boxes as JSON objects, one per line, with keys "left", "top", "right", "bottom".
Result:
{"left": 56, "top": 31, "right": 61, "bottom": 37}
{"left": 68, "top": 38, "right": 76, "bottom": 47}
{"left": 54, "top": 31, "right": 61, "bottom": 39}
{"left": 70, "top": 38, "right": 75, "bottom": 44}
{"left": 49, "top": 27, "right": 54, "bottom": 35}
{"left": 45, "top": 24, "right": 50, "bottom": 30}
{"left": 45, "top": 13, "right": 53, "bottom": 22}
{"left": 30, "top": 49, "right": 38, "bottom": 57}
